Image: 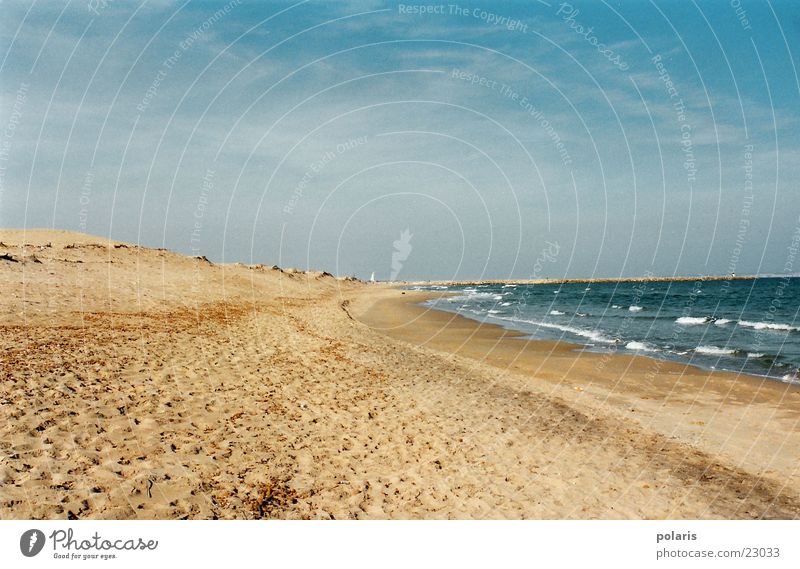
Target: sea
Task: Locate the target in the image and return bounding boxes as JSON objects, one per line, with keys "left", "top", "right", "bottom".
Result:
{"left": 412, "top": 277, "right": 800, "bottom": 385}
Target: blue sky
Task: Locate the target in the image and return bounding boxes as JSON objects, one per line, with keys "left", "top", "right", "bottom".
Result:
{"left": 1, "top": 0, "right": 798, "bottom": 280}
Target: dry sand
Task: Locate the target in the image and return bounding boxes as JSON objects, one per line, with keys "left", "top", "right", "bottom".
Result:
{"left": 1, "top": 229, "right": 798, "bottom": 519}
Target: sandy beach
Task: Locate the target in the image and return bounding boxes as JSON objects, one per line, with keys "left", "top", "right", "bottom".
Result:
{"left": 1, "top": 229, "right": 798, "bottom": 520}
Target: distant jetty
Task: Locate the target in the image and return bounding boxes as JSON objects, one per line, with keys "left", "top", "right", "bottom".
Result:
{"left": 398, "top": 274, "right": 795, "bottom": 287}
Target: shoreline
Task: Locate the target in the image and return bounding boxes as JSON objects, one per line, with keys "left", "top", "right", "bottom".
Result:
{"left": 415, "top": 293, "right": 798, "bottom": 387}
{"left": 354, "top": 287, "right": 800, "bottom": 399}
{"left": 351, "top": 286, "right": 800, "bottom": 489}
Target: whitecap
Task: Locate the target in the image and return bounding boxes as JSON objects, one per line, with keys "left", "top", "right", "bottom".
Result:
{"left": 714, "top": 318, "right": 733, "bottom": 326}
{"left": 694, "top": 345, "right": 737, "bottom": 356}
{"left": 676, "top": 316, "right": 710, "bottom": 325}
{"left": 781, "top": 372, "right": 800, "bottom": 385}
{"left": 628, "top": 305, "right": 643, "bottom": 312}
{"left": 747, "top": 352, "right": 766, "bottom": 359}
{"left": 500, "top": 316, "right": 618, "bottom": 345}
{"left": 549, "top": 310, "right": 566, "bottom": 316}
{"left": 449, "top": 291, "right": 500, "bottom": 302}
{"left": 625, "top": 341, "right": 659, "bottom": 352}
{"left": 739, "top": 320, "right": 799, "bottom": 332}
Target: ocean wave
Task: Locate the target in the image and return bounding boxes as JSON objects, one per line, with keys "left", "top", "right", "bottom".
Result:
{"left": 549, "top": 310, "right": 565, "bottom": 316}
{"left": 781, "top": 371, "right": 800, "bottom": 385}
{"left": 628, "top": 305, "right": 643, "bottom": 312}
{"left": 747, "top": 352, "right": 766, "bottom": 359}
{"left": 738, "top": 320, "right": 799, "bottom": 332}
{"left": 676, "top": 316, "right": 711, "bottom": 325}
{"left": 669, "top": 317, "right": 800, "bottom": 332}
{"left": 694, "top": 345, "right": 737, "bottom": 356}
{"left": 448, "top": 291, "right": 500, "bottom": 302}
{"left": 612, "top": 305, "right": 622, "bottom": 309}
{"left": 475, "top": 294, "right": 497, "bottom": 299}
{"left": 625, "top": 341, "right": 659, "bottom": 352}
{"left": 502, "top": 316, "right": 618, "bottom": 345}
{"left": 501, "top": 302, "right": 512, "bottom": 306}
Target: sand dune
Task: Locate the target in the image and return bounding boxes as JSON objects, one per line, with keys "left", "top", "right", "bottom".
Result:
{"left": 1, "top": 230, "right": 798, "bottom": 519}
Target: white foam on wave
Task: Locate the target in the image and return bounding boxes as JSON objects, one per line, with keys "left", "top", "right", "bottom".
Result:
{"left": 625, "top": 341, "right": 659, "bottom": 352}
{"left": 781, "top": 372, "right": 800, "bottom": 385}
{"left": 739, "top": 320, "right": 799, "bottom": 332}
{"left": 502, "top": 284, "right": 517, "bottom": 288}
{"left": 448, "top": 291, "right": 500, "bottom": 302}
{"left": 502, "top": 316, "right": 618, "bottom": 345}
{"left": 628, "top": 305, "right": 643, "bottom": 312}
{"left": 549, "top": 310, "right": 565, "bottom": 316}
{"left": 501, "top": 302, "right": 512, "bottom": 306}
{"left": 694, "top": 345, "right": 737, "bottom": 356}
{"left": 612, "top": 305, "right": 622, "bottom": 309}
{"left": 714, "top": 318, "right": 733, "bottom": 326}
{"left": 676, "top": 316, "right": 710, "bottom": 325}
{"left": 747, "top": 352, "right": 766, "bottom": 359}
